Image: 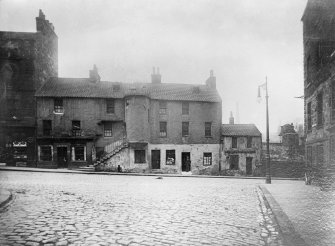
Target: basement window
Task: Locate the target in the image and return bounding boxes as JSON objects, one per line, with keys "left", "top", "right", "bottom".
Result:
{"left": 166, "top": 150, "right": 175, "bottom": 165}
{"left": 134, "top": 150, "right": 146, "bottom": 163}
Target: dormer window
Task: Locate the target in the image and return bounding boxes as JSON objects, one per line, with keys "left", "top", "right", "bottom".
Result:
{"left": 54, "top": 98, "right": 63, "bottom": 113}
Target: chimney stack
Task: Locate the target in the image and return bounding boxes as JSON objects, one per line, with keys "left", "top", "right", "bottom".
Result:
{"left": 206, "top": 69, "right": 216, "bottom": 89}
{"left": 151, "top": 66, "right": 162, "bottom": 84}
{"left": 229, "top": 111, "right": 234, "bottom": 124}
{"left": 36, "top": 9, "right": 56, "bottom": 36}
{"left": 89, "top": 64, "right": 100, "bottom": 83}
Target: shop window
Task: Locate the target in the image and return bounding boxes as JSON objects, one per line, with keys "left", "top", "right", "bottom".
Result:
{"left": 160, "top": 121, "right": 167, "bottom": 137}
{"left": 205, "top": 122, "right": 212, "bottom": 137}
{"left": 166, "top": 150, "right": 175, "bottom": 165}
{"left": 72, "top": 120, "right": 81, "bottom": 136}
{"left": 203, "top": 152, "right": 212, "bottom": 166}
{"left": 106, "top": 99, "right": 115, "bottom": 114}
{"left": 73, "top": 146, "right": 85, "bottom": 161}
{"left": 232, "top": 137, "right": 237, "bottom": 148}
{"left": 104, "top": 122, "right": 112, "bottom": 137}
{"left": 182, "top": 122, "right": 189, "bottom": 137}
{"left": 182, "top": 102, "right": 189, "bottom": 115}
{"left": 43, "top": 120, "right": 52, "bottom": 136}
{"left": 247, "top": 137, "right": 252, "bottom": 148}
{"left": 159, "top": 101, "right": 167, "bottom": 114}
{"left": 134, "top": 150, "right": 145, "bottom": 163}
{"left": 54, "top": 98, "right": 63, "bottom": 113}
{"left": 39, "top": 145, "right": 52, "bottom": 161}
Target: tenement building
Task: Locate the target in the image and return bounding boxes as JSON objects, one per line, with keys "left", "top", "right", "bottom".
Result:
{"left": 35, "top": 67, "right": 222, "bottom": 174}
{"left": 0, "top": 10, "right": 58, "bottom": 166}
{"left": 302, "top": 0, "right": 335, "bottom": 179}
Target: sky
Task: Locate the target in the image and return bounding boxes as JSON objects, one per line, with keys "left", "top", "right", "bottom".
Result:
{"left": 0, "top": 0, "right": 307, "bottom": 141}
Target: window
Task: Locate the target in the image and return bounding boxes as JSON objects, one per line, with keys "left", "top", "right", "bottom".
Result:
{"left": 307, "top": 102, "right": 312, "bottom": 131}
{"left": 205, "top": 122, "right": 212, "bottom": 137}
{"left": 232, "top": 137, "right": 237, "bottom": 148}
{"left": 134, "top": 150, "right": 146, "bottom": 163}
{"left": 72, "top": 120, "right": 81, "bottom": 136}
{"left": 182, "top": 102, "right": 189, "bottom": 115}
{"left": 159, "top": 101, "right": 167, "bottom": 114}
{"left": 203, "top": 152, "right": 212, "bottom": 166}
{"left": 230, "top": 155, "right": 239, "bottom": 170}
{"left": 182, "top": 122, "right": 189, "bottom": 137}
{"left": 160, "top": 121, "right": 167, "bottom": 137}
{"left": 106, "top": 99, "right": 115, "bottom": 114}
{"left": 104, "top": 122, "right": 112, "bottom": 137}
{"left": 317, "top": 92, "right": 323, "bottom": 126}
{"left": 316, "top": 144, "right": 324, "bottom": 165}
{"left": 166, "top": 150, "right": 175, "bottom": 165}
{"left": 306, "top": 146, "right": 312, "bottom": 167}
{"left": 40, "top": 146, "right": 52, "bottom": 161}
{"left": 54, "top": 98, "right": 63, "bottom": 113}
{"left": 332, "top": 81, "right": 335, "bottom": 122}
{"left": 73, "top": 146, "right": 85, "bottom": 161}
{"left": 247, "top": 137, "right": 252, "bottom": 148}
{"left": 43, "top": 120, "right": 52, "bottom": 136}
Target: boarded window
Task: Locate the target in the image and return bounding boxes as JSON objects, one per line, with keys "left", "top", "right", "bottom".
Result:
{"left": 74, "top": 146, "right": 85, "bottom": 161}
{"left": 72, "top": 121, "right": 81, "bottom": 136}
{"left": 166, "top": 150, "right": 175, "bottom": 165}
{"left": 232, "top": 137, "right": 237, "bottom": 148}
{"left": 247, "top": 137, "right": 252, "bottom": 148}
{"left": 317, "top": 92, "right": 323, "bottom": 126}
{"left": 134, "top": 150, "right": 146, "bottom": 163}
{"left": 106, "top": 99, "right": 115, "bottom": 114}
{"left": 159, "top": 101, "right": 167, "bottom": 114}
{"left": 230, "top": 155, "right": 239, "bottom": 170}
{"left": 104, "top": 122, "right": 112, "bottom": 137}
{"left": 160, "top": 122, "right": 167, "bottom": 137}
{"left": 182, "top": 122, "right": 189, "bottom": 136}
{"left": 40, "top": 146, "right": 52, "bottom": 161}
{"left": 182, "top": 102, "right": 189, "bottom": 115}
{"left": 205, "top": 122, "right": 212, "bottom": 137}
{"left": 307, "top": 102, "right": 312, "bottom": 131}
{"left": 43, "top": 120, "right": 52, "bottom": 136}
{"left": 203, "top": 152, "right": 212, "bottom": 166}
{"left": 54, "top": 98, "right": 63, "bottom": 113}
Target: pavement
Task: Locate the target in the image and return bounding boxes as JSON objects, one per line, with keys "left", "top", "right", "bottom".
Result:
{"left": 0, "top": 169, "right": 333, "bottom": 246}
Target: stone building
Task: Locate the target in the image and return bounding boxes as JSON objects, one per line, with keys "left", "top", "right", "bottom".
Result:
{"left": 302, "top": 0, "right": 335, "bottom": 180}
{"left": 221, "top": 115, "right": 262, "bottom": 176}
{"left": 0, "top": 10, "right": 58, "bottom": 166}
{"left": 35, "top": 67, "right": 222, "bottom": 174}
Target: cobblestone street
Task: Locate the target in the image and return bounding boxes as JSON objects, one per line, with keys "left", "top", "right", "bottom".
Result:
{"left": 0, "top": 171, "right": 283, "bottom": 246}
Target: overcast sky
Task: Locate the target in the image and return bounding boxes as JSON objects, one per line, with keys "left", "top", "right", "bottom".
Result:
{"left": 0, "top": 0, "right": 307, "bottom": 140}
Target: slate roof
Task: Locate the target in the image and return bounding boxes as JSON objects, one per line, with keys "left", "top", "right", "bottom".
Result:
{"left": 221, "top": 124, "right": 262, "bottom": 137}
{"left": 35, "top": 77, "right": 221, "bottom": 102}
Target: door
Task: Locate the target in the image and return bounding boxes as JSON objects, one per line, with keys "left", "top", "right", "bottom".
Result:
{"left": 57, "top": 147, "right": 68, "bottom": 168}
{"left": 151, "top": 150, "right": 160, "bottom": 169}
{"left": 182, "top": 152, "right": 191, "bottom": 172}
{"left": 246, "top": 157, "right": 253, "bottom": 175}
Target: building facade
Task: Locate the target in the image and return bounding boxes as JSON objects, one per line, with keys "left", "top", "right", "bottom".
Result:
{"left": 0, "top": 10, "right": 58, "bottom": 166}
{"left": 221, "top": 122, "right": 262, "bottom": 176}
{"left": 35, "top": 67, "right": 222, "bottom": 174}
{"left": 302, "top": 0, "right": 335, "bottom": 181}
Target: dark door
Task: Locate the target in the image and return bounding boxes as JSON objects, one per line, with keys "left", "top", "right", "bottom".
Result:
{"left": 151, "top": 150, "right": 160, "bottom": 169}
{"left": 246, "top": 157, "right": 252, "bottom": 175}
{"left": 182, "top": 152, "right": 191, "bottom": 172}
{"left": 57, "top": 147, "right": 68, "bottom": 168}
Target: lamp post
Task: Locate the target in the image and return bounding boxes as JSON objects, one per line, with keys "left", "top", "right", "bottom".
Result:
{"left": 258, "top": 77, "right": 271, "bottom": 184}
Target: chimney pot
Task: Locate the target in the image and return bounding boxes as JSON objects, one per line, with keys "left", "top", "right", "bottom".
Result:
{"left": 151, "top": 66, "right": 161, "bottom": 84}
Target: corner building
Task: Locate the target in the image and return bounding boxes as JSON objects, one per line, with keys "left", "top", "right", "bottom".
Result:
{"left": 35, "top": 68, "right": 222, "bottom": 174}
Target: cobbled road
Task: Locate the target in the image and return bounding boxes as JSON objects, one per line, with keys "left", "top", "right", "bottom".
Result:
{"left": 0, "top": 171, "right": 283, "bottom": 246}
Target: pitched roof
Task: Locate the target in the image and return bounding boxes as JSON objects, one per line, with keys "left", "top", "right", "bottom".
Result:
{"left": 35, "top": 77, "right": 221, "bottom": 102}
{"left": 221, "top": 124, "right": 262, "bottom": 137}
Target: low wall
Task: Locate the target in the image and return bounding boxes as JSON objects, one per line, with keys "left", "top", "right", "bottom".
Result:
{"left": 254, "top": 160, "right": 305, "bottom": 178}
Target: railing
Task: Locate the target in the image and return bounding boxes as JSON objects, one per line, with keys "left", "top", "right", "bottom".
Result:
{"left": 95, "top": 136, "right": 128, "bottom": 166}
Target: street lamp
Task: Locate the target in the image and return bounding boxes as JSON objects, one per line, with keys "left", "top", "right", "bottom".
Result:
{"left": 258, "top": 77, "right": 271, "bottom": 184}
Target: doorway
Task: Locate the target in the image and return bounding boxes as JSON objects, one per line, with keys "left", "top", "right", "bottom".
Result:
{"left": 151, "top": 150, "right": 160, "bottom": 169}
{"left": 246, "top": 157, "right": 253, "bottom": 175}
{"left": 181, "top": 152, "right": 191, "bottom": 172}
{"left": 57, "top": 147, "right": 68, "bottom": 168}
